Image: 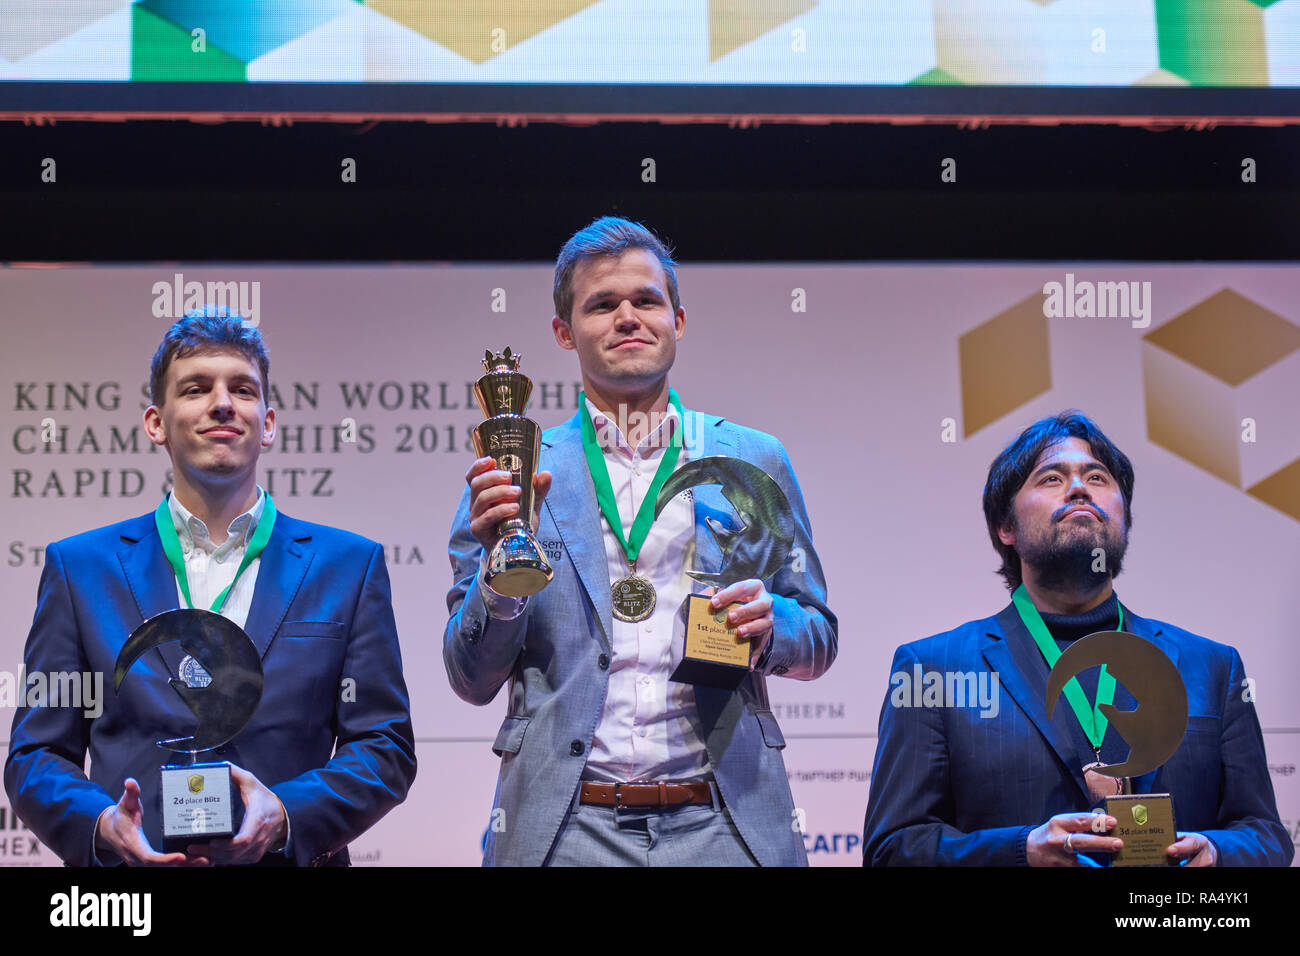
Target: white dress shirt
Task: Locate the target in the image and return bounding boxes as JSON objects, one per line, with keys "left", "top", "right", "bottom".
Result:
{"left": 166, "top": 487, "right": 266, "bottom": 627}
{"left": 480, "top": 402, "right": 710, "bottom": 782}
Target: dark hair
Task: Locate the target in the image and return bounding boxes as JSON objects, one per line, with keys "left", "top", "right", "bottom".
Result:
{"left": 552, "top": 216, "right": 681, "bottom": 323}
{"left": 149, "top": 308, "right": 270, "bottom": 407}
{"left": 983, "top": 411, "right": 1135, "bottom": 590}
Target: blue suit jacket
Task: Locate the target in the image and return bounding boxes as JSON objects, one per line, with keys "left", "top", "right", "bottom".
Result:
{"left": 444, "top": 408, "right": 838, "bottom": 866}
{"left": 863, "top": 601, "right": 1292, "bottom": 866}
{"left": 4, "top": 508, "right": 417, "bottom": 867}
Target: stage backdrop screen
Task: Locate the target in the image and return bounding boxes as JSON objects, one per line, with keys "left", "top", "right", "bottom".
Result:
{"left": 1, "top": 260, "right": 1297, "bottom": 865}
{"left": 2, "top": 2, "right": 1299, "bottom": 117}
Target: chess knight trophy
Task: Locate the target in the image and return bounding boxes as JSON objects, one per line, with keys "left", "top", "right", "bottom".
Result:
{"left": 1045, "top": 631, "right": 1189, "bottom": 866}
{"left": 653, "top": 456, "right": 795, "bottom": 690}
{"left": 114, "top": 609, "right": 264, "bottom": 852}
{"left": 472, "top": 347, "right": 554, "bottom": 597}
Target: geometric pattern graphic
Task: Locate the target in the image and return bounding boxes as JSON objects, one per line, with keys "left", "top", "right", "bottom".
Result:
{"left": 957, "top": 284, "right": 1300, "bottom": 522}
{"left": 958, "top": 290, "right": 1052, "bottom": 438}
{"left": 367, "top": 1, "right": 601, "bottom": 64}
{"left": 1247, "top": 456, "right": 1300, "bottom": 520}
{"left": 132, "top": 3, "right": 244, "bottom": 80}
{"left": 0, "top": 0, "right": 1297, "bottom": 84}
{"left": 132, "top": 0, "right": 356, "bottom": 79}
{"left": 934, "top": 0, "right": 1159, "bottom": 87}
{"left": 708, "top": 0, "right": 817, "bottom": 61}
{"left": 0, "top": 0, "right": 126, "bottom": 63}
{"left": 1142, "top": 288, "right": 1300, "bottom": 521}
{"left": 1155, "top": 0, "right": 1275, "bottom": 86}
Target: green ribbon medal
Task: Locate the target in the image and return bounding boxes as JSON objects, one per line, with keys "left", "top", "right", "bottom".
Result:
{"left": 154, "top": 491, "right": 277, "bottom": 613}
{"left": 579, "top": 388, "right": 684, "bottom": 623}
{"left": 1012, "top": 583, "right": 1123, "bottom": 753}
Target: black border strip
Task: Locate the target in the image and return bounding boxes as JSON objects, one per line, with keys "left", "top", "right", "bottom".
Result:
{"left": 1, "top": 82, "right": 1299, "bottom": 120}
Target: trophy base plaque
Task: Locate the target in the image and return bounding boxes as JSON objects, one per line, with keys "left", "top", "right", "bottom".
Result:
{"left": 160, "top": 761, "right": 242, "bottom": 853}
{"left": 669, "top": 595, "right": 750, "bottom": 690}
{"left": 1105, "top": 793, "right": 1177, "bottom": 867}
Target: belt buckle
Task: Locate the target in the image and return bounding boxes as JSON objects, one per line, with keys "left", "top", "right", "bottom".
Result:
{"left": 613, "top": 781, "right": 672, "bottom": 808}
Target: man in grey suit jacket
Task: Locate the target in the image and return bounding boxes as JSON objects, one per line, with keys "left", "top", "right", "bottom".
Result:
{"left": 444, "top": 217, "right": 837, "bottom": 866}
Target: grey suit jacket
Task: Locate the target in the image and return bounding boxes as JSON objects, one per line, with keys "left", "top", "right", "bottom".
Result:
{"left": 444, "top": 407, "right": 837, "bottom": 866}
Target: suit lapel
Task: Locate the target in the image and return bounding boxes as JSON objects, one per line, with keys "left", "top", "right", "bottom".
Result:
{"left": 117, "top": 514, "right": 188, "bottom": 678}
{"left": 1120, "top": 611, "right": 1174, "bottom": 667}
{"left": 117, "top": 514, "right": 182, "bottom": 624}
{"left": 542, "top": 414, "right": 613, "bottom": 652}
{"left": 983, "top": 603, "right": 1091, "bottom": 803}
{"left": 241, "top": 516, "right": 312, "bottom": 659}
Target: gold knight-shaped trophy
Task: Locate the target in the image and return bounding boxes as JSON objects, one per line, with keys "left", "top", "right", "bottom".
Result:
{"left": 472, "top": 347, "right": 554, "bottom": 597}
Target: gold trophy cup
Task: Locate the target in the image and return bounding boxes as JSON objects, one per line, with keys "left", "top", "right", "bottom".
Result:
{"left": 472, "top": 347, "right": 554, "bottom": 597}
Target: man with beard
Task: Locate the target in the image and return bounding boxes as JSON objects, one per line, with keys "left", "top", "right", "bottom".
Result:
{"left": 863, "top": 411, "right": 1291, "bottom": 867}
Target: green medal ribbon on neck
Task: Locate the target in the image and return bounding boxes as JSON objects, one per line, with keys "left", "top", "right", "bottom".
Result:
{"left": 154, "top": 492, "right": 277, "bottom": 612}
{"left": 1011, "top": 583, "right": 1123, "bottom": 750}
{"left": 578, "top": 388, "right": 684, "bottom": 564}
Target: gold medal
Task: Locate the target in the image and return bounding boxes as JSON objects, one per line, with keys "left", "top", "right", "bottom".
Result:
{"left": 611, "top": 562, "right": 656, "bottom": 622}
{"left": 580, "top": 390, "right": 683, "bottom": 627}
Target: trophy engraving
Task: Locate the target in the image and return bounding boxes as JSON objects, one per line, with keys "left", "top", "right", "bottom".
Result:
{"left": 472, "top": 347, "right": 554, "bottom": 597}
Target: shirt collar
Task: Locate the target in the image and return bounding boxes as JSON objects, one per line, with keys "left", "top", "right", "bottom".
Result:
{"left": 167, "top": 486, "right": 266, "bottom": 559}
{"left": 584, "top": 397, "right": 681, "bottom": 459}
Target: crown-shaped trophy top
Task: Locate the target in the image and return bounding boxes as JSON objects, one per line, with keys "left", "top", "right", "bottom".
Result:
{"left": 474, "top": 346, "right": 533, "bottom": 417}
{"left": 482, "top": 347, "right": 522, "bottom": 373}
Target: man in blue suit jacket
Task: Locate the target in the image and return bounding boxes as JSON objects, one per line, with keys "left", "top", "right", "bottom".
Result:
{"left": 864, "top": 412, "right": 1291, "bottom": 867}
{"left": 5, "top": 312, "right": 416, "bottom": 866}
{"left": 445, "top": 218, "right": 836, "bottom": 866}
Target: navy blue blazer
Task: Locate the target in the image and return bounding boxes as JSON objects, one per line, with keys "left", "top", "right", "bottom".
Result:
{"left": 4, "top": 508, "right": 417, "bottom": 867}
{"left": 864, "top": 601, "right": 1291, "bottom": 866}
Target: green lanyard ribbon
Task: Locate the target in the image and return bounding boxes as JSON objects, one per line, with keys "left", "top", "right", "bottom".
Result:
{"left": 154, "top": 492, "right": 277, "bottom": 612}
{"left": 1011, "top": 583, "right": 1123, "bottom": 750}
{"left": 578, "top": 388, "right": 684, "bottom": 565}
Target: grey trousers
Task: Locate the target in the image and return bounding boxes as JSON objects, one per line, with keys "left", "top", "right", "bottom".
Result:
{"left": 544, "top": 787, "right": 760, "bottom": 867}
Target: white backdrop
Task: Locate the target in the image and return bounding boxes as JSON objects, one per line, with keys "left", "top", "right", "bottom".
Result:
{"left": 1, "top": 262, "right": 1296, "bottom": 866}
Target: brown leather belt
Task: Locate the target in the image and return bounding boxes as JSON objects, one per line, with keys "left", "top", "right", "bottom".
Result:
{"left": 579, "top": 781, "right": 721, "bottom": 809}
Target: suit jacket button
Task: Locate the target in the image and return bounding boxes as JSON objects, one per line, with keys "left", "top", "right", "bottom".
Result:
{"left": 569, "top": 740, "right": 584, "bottom": 756}
{"left": 598, "top": 654, "right": 609, "bottom": 670}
